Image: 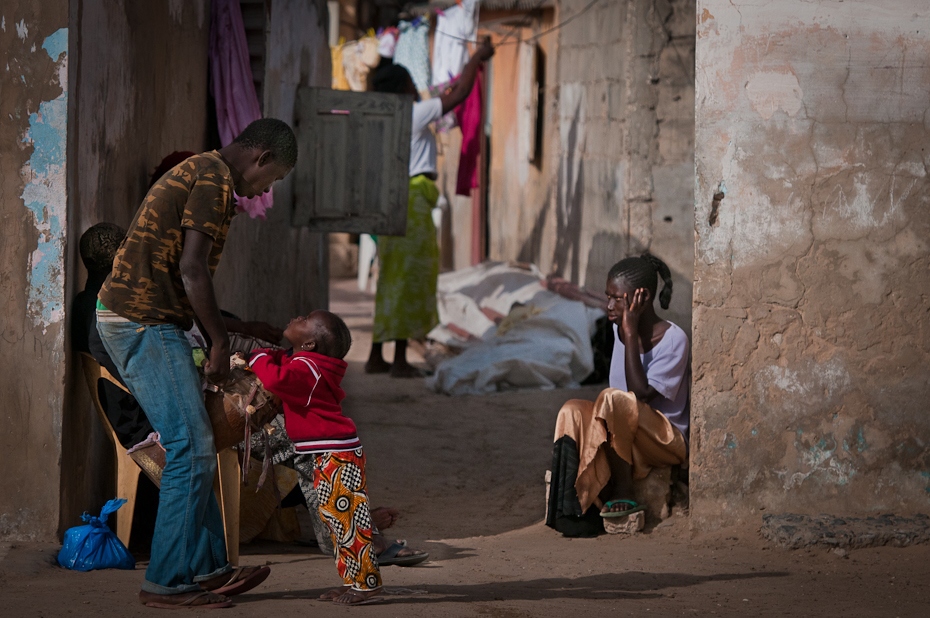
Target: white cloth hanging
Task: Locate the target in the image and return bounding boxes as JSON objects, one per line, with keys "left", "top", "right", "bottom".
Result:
{"left": 431, "top": 0, "right": 478, "bottom": 86}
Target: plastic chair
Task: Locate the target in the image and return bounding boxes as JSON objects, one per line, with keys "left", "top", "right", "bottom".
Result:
{"left": 79, "top": 353, "right": 241, "bottom": 564}
{"left": 357, "top": 234, "right": 377, "bottom": 292}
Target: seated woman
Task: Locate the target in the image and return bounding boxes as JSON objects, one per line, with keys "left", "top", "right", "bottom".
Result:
{"left": 546, "top": 253, "right": 689, "bottom": 536}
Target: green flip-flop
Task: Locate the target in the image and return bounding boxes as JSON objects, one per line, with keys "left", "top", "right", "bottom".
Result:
{"left": 600, "top": 499, "right": 646, "bottom": 518}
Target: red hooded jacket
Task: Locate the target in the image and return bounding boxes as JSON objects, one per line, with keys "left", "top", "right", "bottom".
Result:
{"left": 249, "top": 348, "right": 360, "bottom": 454}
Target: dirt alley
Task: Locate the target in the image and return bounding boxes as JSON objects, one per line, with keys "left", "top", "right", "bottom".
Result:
{"left": 2, "top": 278, "right": 927, "bottom": 617}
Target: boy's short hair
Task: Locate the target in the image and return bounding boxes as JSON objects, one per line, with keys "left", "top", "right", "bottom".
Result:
{"left": 79, "top": 223, "right": 126, "bottom": 276}
{"left": 233, "top": 118, "right": 298, "bottom": 168}
{"left": 316, "top": 311, "right": 353, "bottom": 360}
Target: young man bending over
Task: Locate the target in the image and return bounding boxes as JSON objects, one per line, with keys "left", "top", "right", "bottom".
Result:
{"left": 97, "top": 119, "right": 296, "bottom": 609}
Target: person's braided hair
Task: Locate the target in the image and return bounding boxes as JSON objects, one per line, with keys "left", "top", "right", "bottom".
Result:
{"left": 233, "top": 118, "right": 298, "bottom": 168}
{"left": 315, "top": 311, "right": 353, "bottom": 360}
{"left": 79, "top": 223, "right": 127, "bottom": 276}
{"left": 607, "top": 252, "right": 674, "bottom": 310}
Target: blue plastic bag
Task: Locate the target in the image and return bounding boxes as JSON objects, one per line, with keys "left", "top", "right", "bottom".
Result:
{"left": 57, "top": 498, "right": 136, "bottom": 571}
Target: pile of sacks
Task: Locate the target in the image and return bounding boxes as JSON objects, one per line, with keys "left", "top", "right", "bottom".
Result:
{"left": 425, "top": 262, "right": 605, "bottom": 396}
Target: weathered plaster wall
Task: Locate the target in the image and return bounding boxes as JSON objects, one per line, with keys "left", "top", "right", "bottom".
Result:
{"left": 62, "top": 0, "right": 210, "bottom": 532}
{"left": 0, "top": 1, "right": 69, "bottom": 541}
{"left": 485, "top": 17, "right": 559, "bottom": 272}
{"left": 692, "top": 1, "right": 930, "bottom": 528}
{"left": 552, "top": 0, "right": 695, "bottom": 329}
{"left": 70, "top": 0, "right": 209, "bottom": 234}
{"left": 213, "top": 0, "right": 332, "bottom": 326}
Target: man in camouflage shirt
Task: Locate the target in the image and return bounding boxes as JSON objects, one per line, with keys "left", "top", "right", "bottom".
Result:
{"left": 97, "top": 119, "right": 296, "bottom": 609}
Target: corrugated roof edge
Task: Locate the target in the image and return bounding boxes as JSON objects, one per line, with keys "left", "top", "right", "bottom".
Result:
{"left": 406, "top": 0, "right": 554, "bottom": 18}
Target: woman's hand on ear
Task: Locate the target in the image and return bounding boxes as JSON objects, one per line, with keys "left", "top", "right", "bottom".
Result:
{"left": 627, "top": 288, "right": 651, "bottom": 318}
{"left": 620, "top": 288, "right": 650, "bottom": 338}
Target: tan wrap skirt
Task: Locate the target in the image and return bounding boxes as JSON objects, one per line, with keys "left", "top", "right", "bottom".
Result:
{"left": 553, "top": 387, "right": 687, "bottom": 512}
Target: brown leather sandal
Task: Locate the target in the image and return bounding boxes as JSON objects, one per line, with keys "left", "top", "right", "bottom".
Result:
{"left": 200, "top": 565, "right": 271, "bottom": 596}
{"left": 139, "top": 590, "right": 233, "bottom": 609}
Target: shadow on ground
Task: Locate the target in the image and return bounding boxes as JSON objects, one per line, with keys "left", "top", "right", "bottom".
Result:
{"left": 234, "top": 569, "right": 790, "bottom": 605}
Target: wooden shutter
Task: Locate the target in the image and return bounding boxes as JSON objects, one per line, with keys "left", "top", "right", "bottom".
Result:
{"left": 293, "top": 87, "right": 412, "bottom": 235}
{"left": 240, "top": 0, "right": 268, "bottom": 109}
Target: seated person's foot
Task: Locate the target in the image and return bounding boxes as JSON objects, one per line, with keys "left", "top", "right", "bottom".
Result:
{"left": 364, "top": 357, "right": 391, "bottom": 374}
{"left": 371, "top": 506, "right": 399, "bottom": 531}
{"left": 319, "top": 586, "right": 350, "bottom": 601}
{"left": 373, "top": 534, "right": 430, "bottom": 567}
{"left": 389, "top": 361, "right": 426, "bottom": 378}
{"left": 333, "top": 587, "right": 384, "bottom": 605}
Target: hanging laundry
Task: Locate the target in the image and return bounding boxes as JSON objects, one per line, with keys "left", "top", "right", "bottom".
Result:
{"left": 209, "top": 0, "right": 272, "bottom": 218}
{"left": 395, "top": 19, "right": 431, "bottom": 93}
{"left": 342, "top": 34, "right": 381, "bottom": 91}
{"left": 431, "top": 0, "right": 478, "bottom": 87}
{"left": 331, "top": 40, "right": 350, "bottom": 90}
{"left": 378, "top": 29, "right": 398, "bottom": 59}
{"left": 455, "top": 65, "right": 483, "bottom": 196}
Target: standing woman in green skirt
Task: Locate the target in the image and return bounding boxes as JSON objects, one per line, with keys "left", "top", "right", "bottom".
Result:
{"left": 366, "top": 39, "right": 494, "bottom": 377}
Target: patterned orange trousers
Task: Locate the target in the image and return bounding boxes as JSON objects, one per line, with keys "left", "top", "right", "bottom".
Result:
{"left": 312, "top": 448, "right": 382, "bottom": 591}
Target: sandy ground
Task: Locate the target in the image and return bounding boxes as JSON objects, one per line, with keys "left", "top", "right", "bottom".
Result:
{"left": 2, "top": 278, "right": 928, "bottom": 617}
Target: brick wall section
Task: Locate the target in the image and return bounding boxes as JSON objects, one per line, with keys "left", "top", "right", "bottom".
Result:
{"left": 555, "top": 0, "right": 695, "bottom": 331}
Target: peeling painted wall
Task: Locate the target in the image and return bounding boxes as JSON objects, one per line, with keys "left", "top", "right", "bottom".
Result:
{"left": 60, "top": 0, "right": 210, "bottom": 533}
{"left": 0, "top": 0, "right": 69, "bottom": 541}
{"left": 213, "top": 0, "right": 332, "bottom": 325}
{"left": 692, "top": 0, "right": 930, "bottom": 528}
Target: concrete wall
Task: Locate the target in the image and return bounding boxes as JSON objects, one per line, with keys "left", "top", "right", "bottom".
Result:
{"left": 61, "top": 0, "right": 211, "bottom": 533}
{"left": 0, "top": 0, "right": 69, "bottom": 541}
{"left": 213, "top": 0, "right": 332, "bottom": 325}
{"left": 692, "top": 0, "right": 930, "bottom": 528}
{"left": 512, "top": 0, "right": 696, "bottom": 330}
{"left": 485, "top": 17, "right": 559, "bottom": 273}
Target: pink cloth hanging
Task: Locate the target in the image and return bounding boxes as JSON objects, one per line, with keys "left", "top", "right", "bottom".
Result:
{"left": 209, "top": 0, "right": 273, "bottom": 219}
{"left": 454, "top": 65, "right": 483, "bottom": 197}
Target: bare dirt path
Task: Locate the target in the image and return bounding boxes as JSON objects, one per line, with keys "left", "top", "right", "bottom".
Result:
{"left": 2, "top": 278, "right": 927, "bottom": 617}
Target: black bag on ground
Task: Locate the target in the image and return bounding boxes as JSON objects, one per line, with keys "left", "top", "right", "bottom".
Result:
{"left": 546, "top": 436, "right": 603, "bottom": 537}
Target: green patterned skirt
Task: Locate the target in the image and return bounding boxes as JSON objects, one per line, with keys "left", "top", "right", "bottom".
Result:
{"left": 373, "top": 175, "right": 440, "bottom": 343}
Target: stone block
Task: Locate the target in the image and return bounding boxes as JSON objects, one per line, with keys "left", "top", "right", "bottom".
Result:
{"left": 665, "top": 0, "right": 696, "bottom": 39}
{"left": 588, "top": 81, "right": 611, "bottom": 120}
{"left": 633, "top": 466, "right": 672, "bottom": 524}
{"left": 584, "top": 120, "right": 614, "bottom": 158}
{"left": 761, "top": 513, "right": 930, "bottom": 549}
{"left": 603, "top": 510, "right": 645, "bottom": 535}
{"left": 607, "top": 80, "right": 626, "bottom": 121}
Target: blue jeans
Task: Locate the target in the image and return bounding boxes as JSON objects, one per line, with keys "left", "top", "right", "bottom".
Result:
{"left": 97, "top": 319, "right": 231, "bottom": 594}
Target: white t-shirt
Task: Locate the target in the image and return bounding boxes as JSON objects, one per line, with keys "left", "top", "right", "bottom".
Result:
{"left": 409, "top": 98, "right": 443, "bottom": 177}
{"left": 609, "top": 321, "right": 690, "bottom": 443}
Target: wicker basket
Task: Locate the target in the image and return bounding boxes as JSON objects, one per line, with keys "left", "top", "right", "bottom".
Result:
{"left": 205, "top": 367, "right": 282, "bottom": 451}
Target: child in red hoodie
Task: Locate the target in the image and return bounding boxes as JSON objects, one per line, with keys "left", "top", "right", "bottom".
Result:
{"left": 249, "top": 310, "right": 383, "bottom": 606}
